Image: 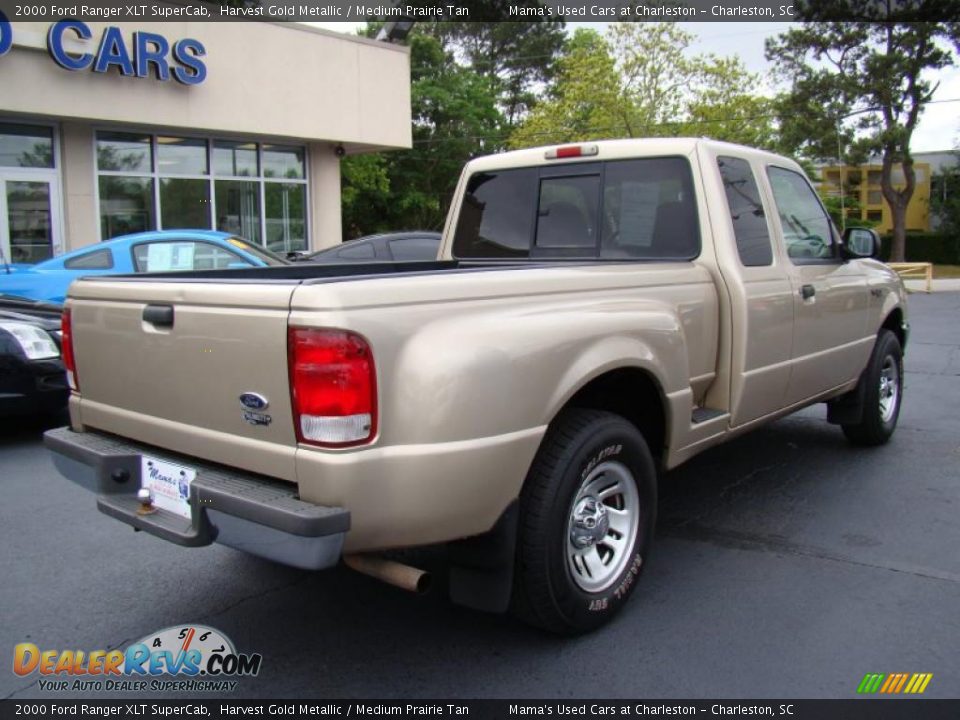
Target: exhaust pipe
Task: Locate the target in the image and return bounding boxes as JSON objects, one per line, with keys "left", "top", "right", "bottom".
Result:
{"left": 344, "top": 554, "right": 432, "bottom": 594}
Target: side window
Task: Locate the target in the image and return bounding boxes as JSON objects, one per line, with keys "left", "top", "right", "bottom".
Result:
{"left": 717, "top": 156, "right": 773, "bottom": 267}
{"left": 535, "top": 175, "right": 600, "bottom": 251}
{"left": 337, "top": 242, "right": 376, "bottom": 259}
{"left": 388, "top": 237, "right": 440, "bottom": 261}
{"left": 64, "top": 249, "right": 114, "bottom": 270}
{"left": 133, "top": 242, "right": 249, "bottom": 272}
{"left": 452, "top": 168, "right": 537, "bottom": 259}
{"left": 766, "top": 166, "right": 837, "bottom": 262}
{"left": 601, "top": 157, "right": 699, "bottom": 259}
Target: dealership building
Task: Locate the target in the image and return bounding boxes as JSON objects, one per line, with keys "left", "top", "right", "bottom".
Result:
{"left": 0, "top": 19, "right": 411, "bottom": 263}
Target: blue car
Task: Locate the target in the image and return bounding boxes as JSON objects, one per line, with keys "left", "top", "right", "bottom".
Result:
{"left": 0, "top": 230, "right": 288, "bottom": 305}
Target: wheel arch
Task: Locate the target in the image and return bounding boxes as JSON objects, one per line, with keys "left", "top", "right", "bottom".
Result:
{"left": 881, "top": 306, "right": 907, "bottom": 350}
{"left": 555, "top": 367, "right": 669, "bottom": 468}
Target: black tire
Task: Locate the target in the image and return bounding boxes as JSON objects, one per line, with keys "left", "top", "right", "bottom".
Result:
{"left": 511, "top": 409, "right": 657, "bottom": 634}
{"left": 842, "top": 330, "right": 903, "bottom": 446}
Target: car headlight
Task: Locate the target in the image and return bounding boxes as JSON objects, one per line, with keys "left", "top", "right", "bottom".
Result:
{"left": 0, "top": 322, "right": 60, "bottom": 360}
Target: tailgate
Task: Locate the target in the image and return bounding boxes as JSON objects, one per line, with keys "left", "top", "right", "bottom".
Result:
{"left": 68, "top": 279, "right": 299, "bottom": 482}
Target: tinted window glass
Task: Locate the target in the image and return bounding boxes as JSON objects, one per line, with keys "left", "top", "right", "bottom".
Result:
{"left": 338, "top": 242, "right": 376, "bottom": 259}
{"left": 98, "top": 176, "right": 155, "bottom": 239}
{"left": 265, "top": 183, "right": 306, "bottom": 254}
{"left": 601, "top": 157, "right": 699, "bottom": 259}
{"left": 157, "top": 137, "right": 208, "bottom": 175}
{"left": 213, "top": 141, "right": 258, "bottom": 177}
{"left": 767, "top": 166, "right": 836, "bottom": 261}
{"left": 388, "top": 237, "right": 440, "bottom": 261}
{"left": 263, "top": 145, "right": 304, "bottom": 179}
{"left": 536, "top": 175, "right": 600, "bottom": 250}
{"left": 0, "top": 123, "right": 54, "bottom": 168}
{"left": 717, "top": 156, "right": 773, "bottom": 267}
{"left": 133, "top": 242, "right": 247, "bottom": 272}
{"left": 97, "top": 132, "right": 152, "bottom": 173}
{"left": 160, "top": 178, "right": 210, "bottom": 229}
{"left": 64, "top": 249, "right": 113, "bottom": 270}
{"left": 453, "top": 168, "right": 537, "bottom": 259}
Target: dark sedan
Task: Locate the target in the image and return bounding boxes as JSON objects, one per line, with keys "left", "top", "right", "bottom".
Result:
{"left": 303, "top": 231, "right": 441, "bottom": 263}
{"left": 0, "top": 294, "right": 68, "bottom": 418}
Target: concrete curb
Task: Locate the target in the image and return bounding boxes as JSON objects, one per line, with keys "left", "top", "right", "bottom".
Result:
{"left": 903, "top": 279, "right": 960, "bottom": 293}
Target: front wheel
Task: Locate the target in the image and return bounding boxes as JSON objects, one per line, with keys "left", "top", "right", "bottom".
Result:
{"left": 842, "top": 329, "right": 903, "bottom": 446}
{"left": 512, "top": 409, "right": 657, "bottom": 634}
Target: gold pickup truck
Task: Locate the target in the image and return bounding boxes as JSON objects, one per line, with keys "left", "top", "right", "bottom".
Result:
{"left": 46, "top": 139, "right": 907, "bottom": 634}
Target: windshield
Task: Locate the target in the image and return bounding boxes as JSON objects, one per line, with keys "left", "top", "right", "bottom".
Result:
{"left": 225, "top": 237, "right": 289, "bottom": 266}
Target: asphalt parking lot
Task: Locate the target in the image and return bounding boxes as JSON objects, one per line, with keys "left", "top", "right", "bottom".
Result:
{"left": 1, "top": 292, "right": 958, "bottom": 701}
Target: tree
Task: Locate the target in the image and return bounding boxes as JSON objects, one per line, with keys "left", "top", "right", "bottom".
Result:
{"left": 930, "top": 151, "right": 960, "bottom": 239}
{"left": 421, "top": 14, "right": 567, "bottom": 127}
{"left": 510, "top": 24, "right": 776, "bottom": 150}
{"left": 342, "top": 30, "right": 502, "bottom": 235}
{"left": 766, "top": 2, "right": 960, "bottom": 261}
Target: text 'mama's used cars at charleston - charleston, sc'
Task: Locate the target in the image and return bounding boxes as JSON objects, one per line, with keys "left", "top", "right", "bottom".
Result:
{"left": 44, "top": 138, "right": 907, "bottom": 634}
{"left": 0, "top": 230, "right": 288, "bottom": 305}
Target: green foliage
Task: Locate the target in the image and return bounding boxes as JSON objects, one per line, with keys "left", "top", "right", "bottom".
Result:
{"left": 930, "top": 153, "right": 960, "bottom": 240}
{"left": 340, "top": 31, "right": 502, "bottom": 236}
{"left": 510, "top": 23, "right": 776, "bottom": 150}
{"left": 766, "top": 4, "right": 960, "bottom": 261}
{"left": 420, "top": 15, "right": 566, "bottom": 126}
{"left": 879, "top": 232, "right": 960, "bottom": 265}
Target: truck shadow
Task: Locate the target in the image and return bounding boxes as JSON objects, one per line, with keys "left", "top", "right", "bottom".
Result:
{"left": 169, "top": 411, "right": 883, "bottom": 698}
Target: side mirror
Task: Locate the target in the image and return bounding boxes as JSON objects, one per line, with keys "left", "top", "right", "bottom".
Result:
{"left": 842, "top": 227, "right": 880, "bottom": 260}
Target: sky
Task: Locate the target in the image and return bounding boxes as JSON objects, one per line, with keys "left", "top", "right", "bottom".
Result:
{"left": 307, "top": 21, "right": 960, "bottom": 153}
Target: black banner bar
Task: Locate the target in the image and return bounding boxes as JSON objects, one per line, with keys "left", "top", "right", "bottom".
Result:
{"left": 3, "top": 700, "right": 960, "bottom": 720}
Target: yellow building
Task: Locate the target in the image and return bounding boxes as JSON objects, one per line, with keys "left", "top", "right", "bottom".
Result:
{"left": 818, "top": 162, "right": 931, "bottom": 233}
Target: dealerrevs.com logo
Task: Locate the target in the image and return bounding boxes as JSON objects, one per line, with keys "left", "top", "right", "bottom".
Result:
{"left": 13, "top": 625, "right": 262, "bottom": 693}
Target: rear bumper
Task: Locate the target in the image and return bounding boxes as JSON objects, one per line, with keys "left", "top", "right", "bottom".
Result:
{"left": 44, "top": 426, "right": 349, "bottom": 570}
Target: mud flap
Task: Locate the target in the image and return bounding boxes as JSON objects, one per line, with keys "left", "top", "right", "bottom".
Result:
{"left": 448, "top": 501, "right": 518, "bottom": 614}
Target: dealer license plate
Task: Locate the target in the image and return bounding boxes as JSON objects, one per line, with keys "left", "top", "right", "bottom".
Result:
{"left": 140, "top": 455, "right": 196, "bottom": 519}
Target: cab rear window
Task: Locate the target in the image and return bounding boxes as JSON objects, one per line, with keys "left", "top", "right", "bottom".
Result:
{"left": 453, "top": 157, "right": 699, "bottom": 261}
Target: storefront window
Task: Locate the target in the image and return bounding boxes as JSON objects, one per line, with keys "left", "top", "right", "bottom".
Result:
{"left": 97, "top": 132, "right": 152, "bottom": 173}
{"left": 263, "top": 145, "right": 304, "bottom": 179}
{"left": 0, "top": 123, "right": 54, "bottom": 169}
{"left": 6, "top": 181, "right": 54, "bottom": 262}
{"left": 157, "top": 137, "right": 208, "bottom": 175}
{"left": 96, "top": 132, "right": 307, "bottom": 247}
{"left": 265, "top": 183, "right": 306, "bottom": 253}
{"left": 99, "top": 176, "right": 155, "bottom": 238}
{"left": 215, "top": 180, "right": 261, "bottom": 245}
{"left": 161, "top": 178, "right": 210, "bottom": 229}
{"left": 214, "top": 141, "right": 258, "bottom": 177}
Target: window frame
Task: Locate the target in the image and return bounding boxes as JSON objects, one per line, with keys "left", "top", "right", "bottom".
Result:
{"left": 765, "top": 164, "right": 842, "bottom": 266}
{"left": 63, "top": 247, "right": 114, "bottom": 270}
{"left": 452, "top": 156, "right": 701, "bottom": 262}
{"left": 386, "top": 236, "right": 441, "bottom": 261}
{"left": 93, "top": 129, "right": 309, "bottom": 250}
{"left": 128, "top": 239, "right": 251, "bottom": 273}
{"left": 716, "top": 155, "right": 775, "bottom": 268}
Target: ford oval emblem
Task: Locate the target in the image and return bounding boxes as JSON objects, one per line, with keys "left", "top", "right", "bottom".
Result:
{"left": 239, "top": 392, "right": 269, "bottom": 411}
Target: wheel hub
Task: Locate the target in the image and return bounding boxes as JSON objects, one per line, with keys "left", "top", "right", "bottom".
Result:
{"left": 569, "top": 495, "right": 610, "bottom": 549}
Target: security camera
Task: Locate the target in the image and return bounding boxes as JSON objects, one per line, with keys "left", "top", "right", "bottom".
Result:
{"left": 335, "top": 144, "right": 346, "bottom": 158}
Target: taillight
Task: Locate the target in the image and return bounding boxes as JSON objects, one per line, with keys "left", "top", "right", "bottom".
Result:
{"left": 288, "top": 328, "right": 377, "bottom": 447}
{"left": 61, "top": 307, "right": 78, "bottom": 391}
{"left": 545, "top": 143, "right": 599, "bottom": 160}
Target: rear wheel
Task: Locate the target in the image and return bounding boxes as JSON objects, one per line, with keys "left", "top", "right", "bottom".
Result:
{"left": 512, "top": 409, "right": 656, "bottom": 634}
{"left": 842, "top": 330, "right": 903, "bottom": 446}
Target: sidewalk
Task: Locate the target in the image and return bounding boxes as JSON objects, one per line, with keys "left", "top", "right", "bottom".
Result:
{"left": 903, "top": 278, "right": 960, "bottom": 292}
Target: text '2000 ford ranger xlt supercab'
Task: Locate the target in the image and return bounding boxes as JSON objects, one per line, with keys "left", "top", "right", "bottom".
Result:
{"left": 46, "top": 139, "right": 907, "bottom": 633}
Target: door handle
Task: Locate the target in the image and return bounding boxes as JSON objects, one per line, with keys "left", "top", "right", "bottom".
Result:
{"left": 143, "top": 304, "right": 174, "bottom": 328}
{"left": 801, "top": 284, "right": 816, "bottom": 300}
